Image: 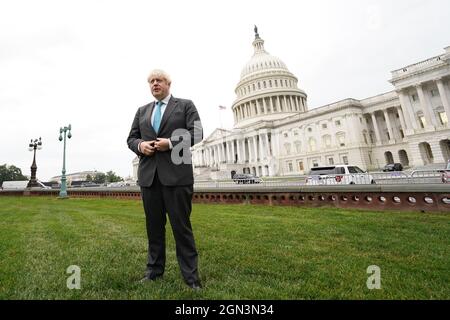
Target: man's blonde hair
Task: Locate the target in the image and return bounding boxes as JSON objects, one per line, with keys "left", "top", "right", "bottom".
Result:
{"left": 147, "top": 69, "right": 172, "bottom": 85}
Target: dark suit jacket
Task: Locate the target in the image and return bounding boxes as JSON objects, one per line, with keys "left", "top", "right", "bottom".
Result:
{"left": 127, "top": 96, "right": 203, "bottom": 187}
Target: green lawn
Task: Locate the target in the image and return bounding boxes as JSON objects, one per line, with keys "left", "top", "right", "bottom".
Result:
{"left": 0, "top": 196, "right": 448, "bottom": 299}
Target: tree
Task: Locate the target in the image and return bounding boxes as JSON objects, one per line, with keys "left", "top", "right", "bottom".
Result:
{"left": 93, "top": 172, "right": 106, "bottom": 184}
{"left": 86, "top": 174, "right": 93, "bottom": 182}
{"left": 0, "top": 164, "right": 28, "bottom": 185}
{"left": 105, "top": 171, "right": 123, "bottom": 183}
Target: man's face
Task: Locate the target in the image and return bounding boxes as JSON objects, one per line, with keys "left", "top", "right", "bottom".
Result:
{"left": 149, "top": 76, "right": 170, "bottom": 101}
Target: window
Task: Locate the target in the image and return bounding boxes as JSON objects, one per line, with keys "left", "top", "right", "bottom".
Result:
{"left": 269, "top": 80, "right": 272, "bottom": 87}
{"left": 284, "top": 133, "right": 288, "bottom": 138}
{"left": 322, "top": 123, "right": 328, "bottom": 129}
{"left": 386, "top": 131, "right": 390, "bottom": 140}
{"left": 275, "top": 80, "right": 278, "bottom": 87}
{"left": 295, "top": 141, "right": 301, "bottom": 153}
{"left": 258, "top": 82, "right": 261, "bottom": 90}
{"left": 337, "top": 133, "right": 346, "bottom": 147}
{"left": 252, "top": 84, "right": 255, "bottom": 91}
{"left": 439, "top": 112, "right": 448, "bottom": 125}
{"left": 335, "top": 120, "right": 341, "bottom": 126}
{"left": 298, "top": 161, "right": 304, "bottom": 171}
{"left": 328, "top": 157, "right": 334, "bottom": 165}
{"left": 288, "top": 162, "right": 293, "bottom": 172}
{"left": 294, "top": 130, "right": 299, "bottom": 136}
{"left": 284, "top": 143, "right": 291, "bottom": 155}
{"left": 400, "top": 129, "right": 405, "bottom": 138}
{"left": 363, "top": 133, "right": 368, "bottom": 144}
{"left": 412, "top": 94, "right": 418, "bottom": 102}
{"left": 263, "top": 81, "right": 266, "bottom": 88}
{"left": 308, "top": 127, "right": 312, "bottom": 133}
{"left": 312, "top": 160, "right": 319, "bottom": 167}
{"left": 419, "top": 115, "right": 426, "bottom": 128}
{"left": 342, "top": 156, "right": 349, "bottom": 165}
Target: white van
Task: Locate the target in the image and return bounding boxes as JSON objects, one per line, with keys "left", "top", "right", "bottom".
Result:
{"left": 1, "top": 180, "right": 51, "bottom": 190}
{"left": 1, "top": 180, "right": 29, "bottom": 189}
{"left": 305, "top": 165, "right": 376, "bottom": 185}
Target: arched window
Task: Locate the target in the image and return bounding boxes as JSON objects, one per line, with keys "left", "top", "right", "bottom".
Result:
{"left": 322, "top": 135, "right": 331, "bottom": 148}
{"left": 294, "top": 141, "right": 301, "bottom": 153}
{"left": 336, "top": 132, "right": 346, "bottom": 147}
{"left": 284, "top": 143, "right": 291, "bottom": 155}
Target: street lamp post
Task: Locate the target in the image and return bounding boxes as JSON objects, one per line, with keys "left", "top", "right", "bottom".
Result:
{"left": 27, "top": 137, "right": 43, "bottom": 188}
{"left": 58, "top": 125, "right": 72, "bottom": 199}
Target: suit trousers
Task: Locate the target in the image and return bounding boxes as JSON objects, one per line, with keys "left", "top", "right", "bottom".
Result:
{"left": 140, "top": 171, "right": 199, "bottom": 284}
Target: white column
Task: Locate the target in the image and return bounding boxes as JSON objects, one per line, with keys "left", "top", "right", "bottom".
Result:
{"left": 383, "top": 109, "right": 395, "bottom": 142}
{"left": 252, "top": 136, "right": 258, "bottom": 162}
{"left": 230, "top": 140, "right": 235, "bottom": 163}
{"left": 397, "top": 107, "right": 407, "bottom": 138}
{"left": 236, "top": 139, "right": 242, "bottom": 163}
{"left": 371, "top": 112, "right": 382, "bottom": 144}
{"left": 436, "top": 78, "right": 450, "bottom": 123}
{"left": 223, "top": 143, "right": 227, "bottom": 163}
{"left": 397, "top": 90, "right": 417, "bottom": 131}
{"left": 270, "top": 96, "right": 274, "bottom": 113}
{"left": 277, "top": 96, "right": 281, "bottom": 112}
{"left": 259, "top": 134, "right": 265, "bottom": 159}
{"left": 283, "top": 96, "right": 287, "bottom": 112}
{"left": 415, "top": 84, "right": 434, "bottom": 129}
{"left": 262, "top": 97, "right": 267, "bottom": 114}
{"left": 210, "top": 147, "right": 214, "bottom": 166}
{"left": 245, "top": 139, "right": 250, "bottom": 163}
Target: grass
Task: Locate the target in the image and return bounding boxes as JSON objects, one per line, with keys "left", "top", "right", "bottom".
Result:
{"left": 0, "top": 196, "right": 449, "bottom": 300}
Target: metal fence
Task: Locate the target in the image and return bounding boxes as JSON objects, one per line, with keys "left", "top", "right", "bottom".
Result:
{"left": 194, "top": 169, "right": 448, "bottom": 188}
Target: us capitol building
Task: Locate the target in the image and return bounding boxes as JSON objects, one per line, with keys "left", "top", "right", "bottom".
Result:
{"left": 134, "top": 28, "right": 450, "bottom": 180}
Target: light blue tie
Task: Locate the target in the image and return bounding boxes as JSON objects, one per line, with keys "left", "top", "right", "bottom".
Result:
{"left": 153, "top": 101, "right": 162, "bottom": 133}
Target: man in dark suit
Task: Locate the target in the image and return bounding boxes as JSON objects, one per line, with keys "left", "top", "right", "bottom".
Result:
{"left": 127, "top": 69, "right": 203, "bottom": 290}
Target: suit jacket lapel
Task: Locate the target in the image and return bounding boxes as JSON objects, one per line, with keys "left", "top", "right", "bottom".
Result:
{"left": 144, "top": 102, "right": 157, "bottom": 135}
{"left": 159, "top": 97, "right": 177, "bottom": 134}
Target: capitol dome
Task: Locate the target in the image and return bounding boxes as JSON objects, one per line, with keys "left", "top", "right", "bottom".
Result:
{"left": 232, "top": 27, "right": 308, "bottom": 128}
{"left": 240, "top": 47, "right": 289, "bottom": 80}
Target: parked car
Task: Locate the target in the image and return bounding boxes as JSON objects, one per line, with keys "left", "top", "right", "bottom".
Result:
{"left": 441, "top": 160, "right": 450, "bottom": 183}
{"left": 306, "top": 165, "right": 376, "bottom": 185}
{"left": 232, "top": 174, "right": 262, "bottom": 184}
{"left": 382, "top": 163, "right": 403, "bottom": 172}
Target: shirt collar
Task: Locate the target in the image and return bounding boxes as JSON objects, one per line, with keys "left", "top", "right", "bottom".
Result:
{"left": 157, "top": 94, "right": 171, "bottom": 105}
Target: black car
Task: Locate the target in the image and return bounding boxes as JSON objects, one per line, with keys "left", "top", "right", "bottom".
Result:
{"left": 232, "top": 174, "right": 262, "bottom": 184}
{"left": 382, "top": 163, "right": 403, "bottom": 172}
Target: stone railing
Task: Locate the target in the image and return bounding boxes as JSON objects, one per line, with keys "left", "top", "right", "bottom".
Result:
{"left": 391, "top": 55, "right": 444, "bottom": 78}
{"left": 1, "top": 184, "right": 449, "bottom": 213}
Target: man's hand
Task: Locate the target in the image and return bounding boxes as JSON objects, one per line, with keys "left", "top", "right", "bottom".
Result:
{"left": 140, "top": 140, "right": 156, "bottom": 156}
{"left": 155, "top": 138, "right": 170, "bottom": 152}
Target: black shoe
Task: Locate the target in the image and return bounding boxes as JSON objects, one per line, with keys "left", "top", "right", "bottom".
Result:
{"left": 139, "top": 274, "right": 163, "bottom": 283}
{"left": 187, "top": 281, "right": 202, "bottom": 290}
